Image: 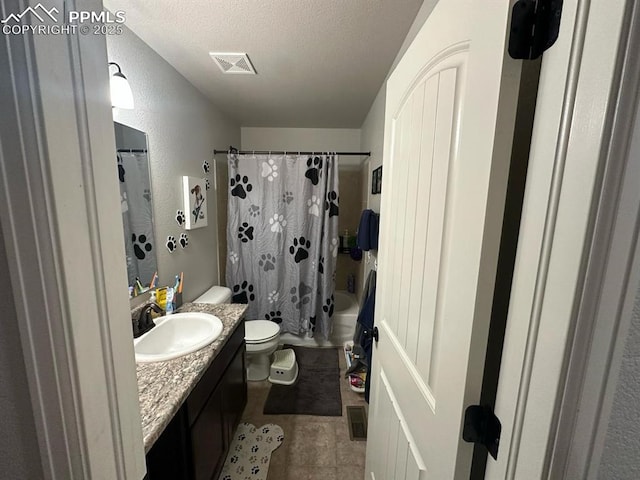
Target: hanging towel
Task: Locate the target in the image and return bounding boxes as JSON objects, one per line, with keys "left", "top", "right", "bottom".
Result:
{"left": 357, "top": 209, "right": 380, "bottom": 251}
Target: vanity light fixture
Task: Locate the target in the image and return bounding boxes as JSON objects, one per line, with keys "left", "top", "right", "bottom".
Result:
{"left": 108, "top": 62, "right": 134, "bottom": 109}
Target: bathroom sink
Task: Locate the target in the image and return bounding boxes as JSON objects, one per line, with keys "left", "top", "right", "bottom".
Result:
{"left": 134, "top": 312, "right": 223, "bottom": 363}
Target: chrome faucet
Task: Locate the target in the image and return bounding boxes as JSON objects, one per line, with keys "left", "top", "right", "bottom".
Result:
{"left": 133, "top": 302, "right": 163, "bottom": 338}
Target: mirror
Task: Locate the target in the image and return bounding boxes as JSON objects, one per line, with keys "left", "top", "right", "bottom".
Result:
{"left": 114, "top": 122, "right": 158, "bottom": 289}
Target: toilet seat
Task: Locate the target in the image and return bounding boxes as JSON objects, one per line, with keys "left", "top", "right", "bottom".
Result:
{"left": 245, "top": 320, "right": 280, "bottom": 344}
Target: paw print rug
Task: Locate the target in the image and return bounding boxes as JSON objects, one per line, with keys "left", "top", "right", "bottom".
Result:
{"left": 220, "top": 423, "right": 284, "bottom": 480}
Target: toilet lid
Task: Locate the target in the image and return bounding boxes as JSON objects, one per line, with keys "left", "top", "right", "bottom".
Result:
{"left": 245, "top": 320, "right": 280, "bottom": 343}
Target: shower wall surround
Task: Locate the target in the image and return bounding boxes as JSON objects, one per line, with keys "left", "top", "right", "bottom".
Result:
{"left": 107, "top": 25, "right": 240, "bottom": 301}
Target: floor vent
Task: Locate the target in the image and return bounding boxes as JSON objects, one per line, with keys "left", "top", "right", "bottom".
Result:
{"left": 209, "top": 52, "right": 256, "bottom": 74}
{"left": 347, "top": 405, "right": 368, "bottom": 441}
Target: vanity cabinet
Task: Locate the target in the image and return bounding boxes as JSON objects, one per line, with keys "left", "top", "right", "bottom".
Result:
{"left": 145, "top": 321, "right": 247, "bottom": 480}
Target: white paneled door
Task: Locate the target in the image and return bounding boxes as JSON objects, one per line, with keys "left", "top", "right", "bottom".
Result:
{"left": 366, "top": 0, "right": 522, "bottom": 478}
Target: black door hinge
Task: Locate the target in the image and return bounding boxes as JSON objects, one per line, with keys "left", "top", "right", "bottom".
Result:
{"left": 462, "top": 405, "right": 501, "bottom": 460}
{"left": 509, "top": 0, "right": 563, "bottom": 60}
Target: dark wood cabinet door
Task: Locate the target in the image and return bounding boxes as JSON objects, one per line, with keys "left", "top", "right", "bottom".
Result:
{"left": 191, "top": 383, "right": 225, "bottom": 480}
{"left": 222, "top": 344, "right": 247, "bottom": 445}
{"left": 145, "top": 408, "right": 191, "bottom": 480}
{"left": 145, "top": 321, "right": 248, "bottom": 480}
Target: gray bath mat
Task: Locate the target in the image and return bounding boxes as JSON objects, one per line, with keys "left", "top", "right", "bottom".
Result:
{"left": 263, "top": 346, "right": 342, "bottom": 416}
{"left": 220, "top": 423, "right": 284, "bottom": 480}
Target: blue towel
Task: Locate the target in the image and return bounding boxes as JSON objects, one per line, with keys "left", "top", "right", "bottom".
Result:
{"left": 357, "top": 209, "right": 380, "bottom": 251}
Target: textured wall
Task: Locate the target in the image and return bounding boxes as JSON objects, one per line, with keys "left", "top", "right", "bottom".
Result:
{"left": 359, "top": 87, "right": 386, "bottom": 287}
{"left": 358, "top": 0, "right": 441, "bottom": 295}
{"left": 599, "top": 284, "right": 640, "bottom": 479}
{"left": 336, "top": 168, "right": 365, "bottom": 293}
{"left": 108, "top": 26, "right": 240, "bottom": 302}
{"left": 241, "top": 127, "right": 362, "bottom": 162}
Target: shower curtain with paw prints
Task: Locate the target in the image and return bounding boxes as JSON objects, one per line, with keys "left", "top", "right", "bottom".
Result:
{"left": 226, "top": 152, "right": 339, "bottom": 338}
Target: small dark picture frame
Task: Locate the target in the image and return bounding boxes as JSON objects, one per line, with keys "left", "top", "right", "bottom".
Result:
{"left": 371, "top": 166, "right": 382, "bottom": 194}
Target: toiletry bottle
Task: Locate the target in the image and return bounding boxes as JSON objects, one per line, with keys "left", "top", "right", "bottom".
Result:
{"left": 347, "top": 273, "right": 355, "bottom": 294}
{"left": 166, "top": 287, "right": 175, "bottom": 315}
{"left": 156, "top": 287, "right": 168, "bottom": 311}
{"left": 343, "top": 229, "right": 351, "bottom": 252}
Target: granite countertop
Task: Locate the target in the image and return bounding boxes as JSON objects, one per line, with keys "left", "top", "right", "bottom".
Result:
{"left": 136, "top": 302, "right": 247, "bottom": 452}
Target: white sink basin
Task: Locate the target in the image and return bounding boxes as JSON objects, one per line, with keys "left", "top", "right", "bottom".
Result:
{"left": 134, "top": 312, "right": 223, "bottom": 363}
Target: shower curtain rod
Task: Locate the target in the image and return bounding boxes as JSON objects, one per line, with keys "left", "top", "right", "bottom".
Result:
{"left": 213, "top": 148, "right": 370, "bottom": 157}
{"left": 117, "top": 148, "right": 147, "bottom": 153}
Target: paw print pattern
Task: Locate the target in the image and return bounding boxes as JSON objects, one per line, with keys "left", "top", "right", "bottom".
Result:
{"left": 142, "top": 188, "right": 151, "bottom": 202}
{"left": 238, "top": 222, "right": 255, "bottom": 243}
{"left": 290, "top": 282, "right": 312, "bottom": 309}
{"left": 202, "top": 160, "right": 210, "bottom": 174}
{"left": 230, "top": 174, "right": 253, "bottom": 199}
{"left": 268, "top": 290, "right": 279, "bottom": 304}
{"left": 322, "top": 295, "right": 335, "bottom": 317}
{"left": 305, "top": 156, "right": 323, "bottom": 185}
{"left": 251, "top": 466, "right": 260, "bottom": 474}
{"left": 229, "top": 455, "right": 239, "bottom": 464}
{"left": 330, "top": 237, "right": 339, "bottom": 258}
{"left": 265, "top": 311, "right": 283, "bottom": 324}
{"left": 310, "top": 315, "right": 317, "bottom": 333}
{"left": 259, "top": 253, "right": 276, "bottom": 272}
{"left": 205, "top": 178, "right": 211, "bottom": 190}
{"left": 282, "top": 191, "right": 294, "bottom": 204}
{"left": 261, "top": 159, "right": 278, "bottom": 181}
{"left": 325, "top": 190, "right": 339, "bottom": 217}
{"left": 232, "top": 281, "right": 255, "bottom": 304}
{"left": 251, "top": 445, "right": 259, "bottom": 453}
{"left": 229, "top": 251, "right": 239, "bottom": 264}
{"left": 269, "top": 213, "right": 287, "bottom": 233}
{"left": 277, "top": 434, "right": 284, "bottom": 442}
{"left": 318, "top": 256, "right": 325, "bottom": 274}
{"left": 131, "top": 233, "right": 152, "bottom": 260}
{"left": 248, "top": 204, "right": 261, "bottom": 217}
{"left": 179, "top": 232, "right": 188, "bottom": 248}
{"left": 117, "top": 157, "right": 125, "bottom": 183}
{"left": 307, "top": 195, "right": 321, "bottom": 216}
{"left": 289, "top": 236, "right": 311, "bottom": 263}
{"left": 166, "top": 235, "right": 177, "bottom": 253}
{"left": 175, "top": 210, "right": 185, "bottom": 226}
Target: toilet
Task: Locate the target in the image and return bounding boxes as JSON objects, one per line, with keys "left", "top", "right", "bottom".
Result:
{"left": 244, "top": 320, "right": 281, "bottom": 381}
{"left": 194, "top": 285, "right": 281, "bottom": 382}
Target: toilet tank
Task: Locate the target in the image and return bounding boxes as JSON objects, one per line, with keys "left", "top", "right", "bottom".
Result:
{"left": 193, "top": 286, "right": 232, "bottom": 304}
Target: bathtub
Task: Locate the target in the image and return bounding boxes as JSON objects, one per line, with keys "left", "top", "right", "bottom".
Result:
{"left": 279, "top": 290, "right": 359, "bottom": 347}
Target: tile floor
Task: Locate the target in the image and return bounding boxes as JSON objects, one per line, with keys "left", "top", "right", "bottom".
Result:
{"left": 239, "top": 348, "right": 368, "bottom": 480}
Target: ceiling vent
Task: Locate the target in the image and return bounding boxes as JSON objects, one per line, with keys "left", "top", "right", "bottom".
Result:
{"left": 209, "top": 52, "right": 256, "bottom": 75}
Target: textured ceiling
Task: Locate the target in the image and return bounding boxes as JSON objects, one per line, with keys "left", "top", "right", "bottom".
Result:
{"left": 104, "top": 0, "right": 423, "bottom": 128}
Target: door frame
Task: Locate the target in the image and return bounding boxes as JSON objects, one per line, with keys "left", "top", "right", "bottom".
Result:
{"left": 1, "top": 0, "right": 637, "bottom": 479}
{"left": 547, "top": 0, "right": 640, "bottom": 476}
{"left": 0, "top": 0, "right": 145, "bottom": 478}
{"left": 486, "top": 0, "right": 638, "bottom": 477}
